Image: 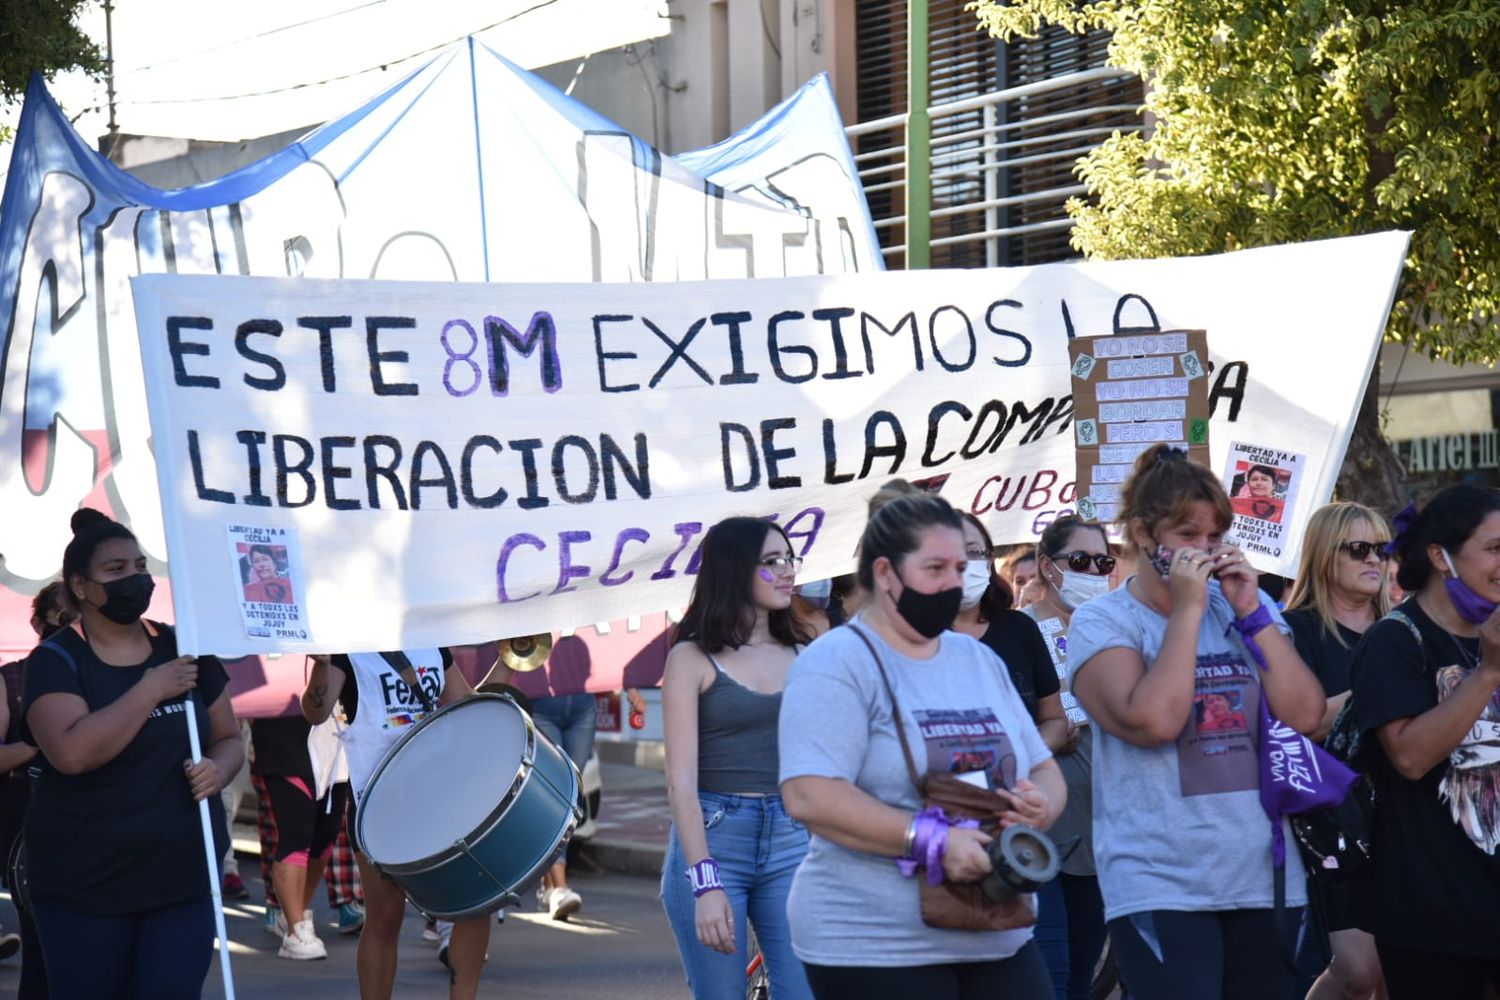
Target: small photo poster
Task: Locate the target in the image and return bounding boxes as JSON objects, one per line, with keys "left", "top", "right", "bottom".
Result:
{"left": 1222, "top": 442, "right": 1306, "bottom": 564}
{"left": 1035, "top": 616, "right": 1088, "bottom": 726}
{"left": 226, "top": 524, "right": 310, "bottom": 641}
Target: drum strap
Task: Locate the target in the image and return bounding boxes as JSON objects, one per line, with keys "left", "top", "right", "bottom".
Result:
{"left": 378, "top": 651, "right": 436, "bottom": 713}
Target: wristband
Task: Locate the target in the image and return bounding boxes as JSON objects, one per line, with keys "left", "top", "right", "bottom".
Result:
{"left": 686, "top": 857, "right": 723, "bottom": 897}
{"left": 896, "top": 807, "right": 979, "bottom": 886}
{"left": 1228, "top": 604, "right": 1275, "bottom": 670}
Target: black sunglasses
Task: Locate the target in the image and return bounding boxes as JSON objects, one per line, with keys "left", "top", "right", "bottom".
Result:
{"left": 1051, "top": 551, "right": 1116, "bottom": 575}
{"left": 1339, "top": 541, "right": 1390, "bottom": 562}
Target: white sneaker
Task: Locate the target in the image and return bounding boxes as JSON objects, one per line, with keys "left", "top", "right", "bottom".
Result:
{"left": 423, "top": 917, "right": 440, "bottom": 943}
{"left": 278, "top": 915, "right": 328, "bottom": 960}
{"left": 263, "top": 906, "right": 288, "bottom": 939}
{"left": 547, "top": 887, "right": 582, "bottom": 921}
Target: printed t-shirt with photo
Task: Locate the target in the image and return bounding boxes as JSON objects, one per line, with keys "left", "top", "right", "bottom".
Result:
{"left": 1067, "top": 580, "right": 1307, "bottom": 922}
{"left": 1351, "top": 600, "right": 1500, "bottom": 956}
{"left": 779, "top": 622, "right": 1051, "bottom": 967}
{"left": 335, "top": 648, "right": 451, "bottom": 799}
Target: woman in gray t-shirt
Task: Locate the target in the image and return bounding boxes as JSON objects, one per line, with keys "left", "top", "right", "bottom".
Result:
{"left": 780, "top": 486, "right": 1064, "bottom": 999}
{"left": 1067, "top": 445, "right": 1325, "bottom": 1000}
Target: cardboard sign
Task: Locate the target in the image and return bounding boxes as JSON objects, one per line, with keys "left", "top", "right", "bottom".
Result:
{"left": 1067, "top": 330, "right": 1212, "bottom": 523}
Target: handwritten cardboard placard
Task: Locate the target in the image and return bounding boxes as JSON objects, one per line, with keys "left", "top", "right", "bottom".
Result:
{"left": 1068, "top": 330, "right": 1212, "bottom": 524}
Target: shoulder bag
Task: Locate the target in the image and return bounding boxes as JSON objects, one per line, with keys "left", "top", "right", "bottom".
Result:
{"left": 849, "top": 624, "right": 1034, "bottom": 932}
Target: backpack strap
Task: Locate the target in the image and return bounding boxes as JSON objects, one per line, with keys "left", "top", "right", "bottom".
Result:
{"left": 1384, "top": 609, "right": 1424, "bottom": 649}
{"left": 35, "top": 639, "right": 80, "bottom": 679}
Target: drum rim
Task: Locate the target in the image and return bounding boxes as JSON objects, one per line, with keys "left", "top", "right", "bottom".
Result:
{"left": 356, "top": 692, "right": 536, "bottom": 867}
{"left": 373, "top": 736, "right": 583, "bottom": 878}
{"left": 413, "top": 812, "right": 581, "bottom": 921}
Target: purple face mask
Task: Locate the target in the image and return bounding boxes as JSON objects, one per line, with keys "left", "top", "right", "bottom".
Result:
{"left": 1442, "top": 549, "right": 1499, "bottom": 625}
{"left": 1147, "top": 543, "right": 1175, "bottom": 579}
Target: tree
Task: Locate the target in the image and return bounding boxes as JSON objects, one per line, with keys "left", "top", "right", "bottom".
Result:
{"left": 0, "top": 0, "right": 104, "bottom": 140}
{"left": 969, "top": 0, "right": 1500, "bottom": 514}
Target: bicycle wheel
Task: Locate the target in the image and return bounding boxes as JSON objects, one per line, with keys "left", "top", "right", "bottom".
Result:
{"left": 746, "top": 926, "right": 770, "bottom": 1000}
{"left": 1090, "top": 938, "right": 1120, "bottom": 1000}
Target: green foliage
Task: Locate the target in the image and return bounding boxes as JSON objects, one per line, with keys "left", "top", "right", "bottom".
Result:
{"left": 969, "top": 0, "right": 1500, "bottom": 364}
{"left": 0, "top": 0, "right": 104, "bottom": 106}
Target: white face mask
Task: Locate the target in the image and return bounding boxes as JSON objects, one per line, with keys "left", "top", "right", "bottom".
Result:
{"left": 960, "top": 561, "right": 992, "bottom": 610}
{"left": 1056, "top": 568, "right": 1110, "bottom": 610}
{"left": 795, "top": 578, "right": 832, "bottom": 609}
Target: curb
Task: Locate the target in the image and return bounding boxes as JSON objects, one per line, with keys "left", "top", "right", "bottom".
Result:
{"left": 596, "top": 738, "right": 666, "bottom": 771}
{"left": 576, "top": 837, "right": 666, "bottom": 877}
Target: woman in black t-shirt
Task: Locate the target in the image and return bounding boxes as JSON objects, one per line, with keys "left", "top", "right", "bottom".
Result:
{"left": 1281, "top": 501, "right": 1391, "bottom": 1000}
{"left": 21, "top": 509, "right": 243, "bottom": 1000}
{"left": 1351, "top": 484, "right": 1500, "bottom": 999}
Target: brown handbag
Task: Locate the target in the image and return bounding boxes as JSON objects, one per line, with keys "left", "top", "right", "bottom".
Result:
{"left": 849, "top": 625, "right": 1036, "bottom": 932}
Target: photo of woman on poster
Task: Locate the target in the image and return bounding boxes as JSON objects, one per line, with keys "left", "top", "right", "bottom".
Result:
{"left": 1231, "top": 463, "right": 1287, "bottom": 524}
{"left": 241, "top": 544, "right": 294, "bottom": 604}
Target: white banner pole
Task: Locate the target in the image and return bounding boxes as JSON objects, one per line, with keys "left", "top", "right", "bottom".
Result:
{"left": 186, "top": 703, "right": 236, "bottom": 1000}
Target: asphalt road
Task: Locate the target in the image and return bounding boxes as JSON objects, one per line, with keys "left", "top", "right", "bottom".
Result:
{"left": 0, "top": 861, "right": 692, "bottom": 999}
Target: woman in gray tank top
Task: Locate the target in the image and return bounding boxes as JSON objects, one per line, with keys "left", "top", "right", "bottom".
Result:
{"left": 660, "top": 517, "right": 816, "bottom": 1000}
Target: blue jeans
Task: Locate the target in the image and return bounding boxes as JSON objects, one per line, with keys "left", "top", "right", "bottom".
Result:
{"left": 31, "top": 895, "right": 213, "bottom": 999}
{"left": 662, "top": 791, "right": 814, "bottom": 1000}
{"left": 1035, "top": 873, "right": 1108, "bottom": 1000}
{"left": 531, "top": 693, "right": 598, "bottom": 770}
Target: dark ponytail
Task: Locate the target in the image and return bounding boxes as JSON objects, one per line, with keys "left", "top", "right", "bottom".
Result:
{"left": 1391, "top": 484, "right": 1500, "bottom": 594}
{"left": 857, "top": 481, "right": 963, "bottom": 591}
{"left": 61, "top": 508, "right": 136, "bottom": 607}
{"left": 1116, "top": 445, "right": 1231, "bottom": 540}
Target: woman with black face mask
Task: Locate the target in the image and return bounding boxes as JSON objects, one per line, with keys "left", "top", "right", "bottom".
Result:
{"left": 20, "top": 508, "right": 243, "bottom": 1000}
{"left": 780, "top": 481, "right": 1065, "bottom": 1000}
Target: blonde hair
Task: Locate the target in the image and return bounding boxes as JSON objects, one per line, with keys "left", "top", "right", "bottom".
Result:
{"left": 1283, "top": 502, "right": 1392, "bottom": 644}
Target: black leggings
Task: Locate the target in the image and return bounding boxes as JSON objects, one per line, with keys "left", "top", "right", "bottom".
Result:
{"left": 1377, "top": 940, "right": 1500, "bottom": 1000}
{"left": 1107, "top": 907, "right": 1302, "bottom": 1000}
{"left": 31, "top": 895, "right": 214, "bottom": 999}
{"left": 804, "top": 941, "right": 1052, "bottom": 1000}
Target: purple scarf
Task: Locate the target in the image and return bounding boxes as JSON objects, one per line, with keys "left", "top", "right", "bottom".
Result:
{"left": 1256, "top": 695, "right": 1357, "bottom": 866}
{"left": 1234, "top": 613, "right": 1358, "bottom": 866}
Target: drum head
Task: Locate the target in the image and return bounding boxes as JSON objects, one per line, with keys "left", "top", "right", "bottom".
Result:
{"left": 360, "top": 696, "right": 530, "bottom": 865}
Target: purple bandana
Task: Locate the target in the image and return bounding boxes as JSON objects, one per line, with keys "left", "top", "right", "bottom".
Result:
{"left": 1257, "top": 694, "right": 1357, "bottom": 867}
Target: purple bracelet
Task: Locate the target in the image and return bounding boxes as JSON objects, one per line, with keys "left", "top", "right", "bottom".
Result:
{"left": 1228, "top": 603, "right": 1275, "bottom": 670}
{"left": 686, "top": 858, "right": 724, "bottom": 897}
{"left": 897, "top": 807, "right": 978, "bottom": 886}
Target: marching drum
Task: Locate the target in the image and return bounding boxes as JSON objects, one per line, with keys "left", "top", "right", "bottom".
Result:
{"left": 356, "top": 693, "right": 581, "bottom": 919}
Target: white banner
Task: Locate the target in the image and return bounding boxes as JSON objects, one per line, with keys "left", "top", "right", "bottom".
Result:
{"left": 133, "top": 232, "right": 1408, "bottom": 655}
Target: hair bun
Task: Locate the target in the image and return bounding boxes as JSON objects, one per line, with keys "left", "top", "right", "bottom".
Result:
{"left": 70, "top": 507, "right": 112, "bottom": 536}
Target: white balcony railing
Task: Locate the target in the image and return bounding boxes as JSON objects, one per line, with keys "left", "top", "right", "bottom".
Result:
{"left": 846, "top": 66, "right": 1141, "bottom": 265}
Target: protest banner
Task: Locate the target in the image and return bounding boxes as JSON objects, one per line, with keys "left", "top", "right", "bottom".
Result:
{"left": 133, "top": 231, "right": 1409, "bottom": 655}
{"left": 0, "top": 43, "right": 877, "bottom": 673}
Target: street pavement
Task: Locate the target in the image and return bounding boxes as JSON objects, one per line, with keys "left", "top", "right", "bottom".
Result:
{"left": 0, "top": 756, "right": 689, "bottom": 999}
